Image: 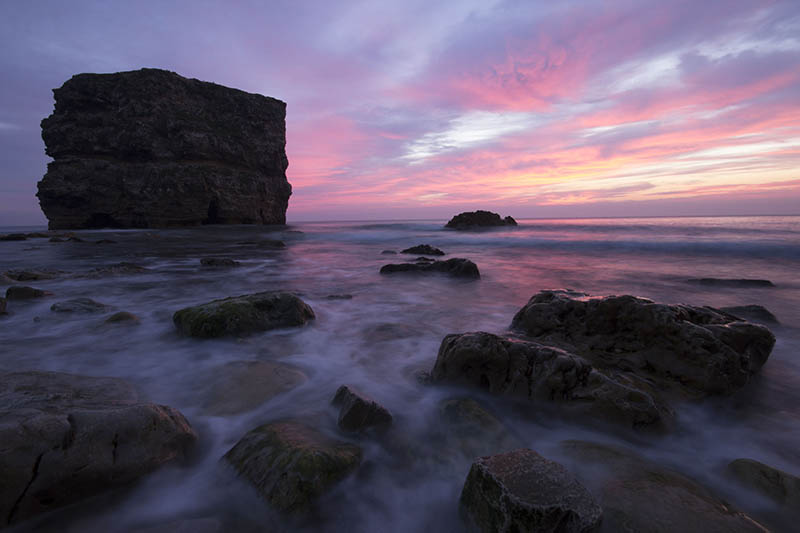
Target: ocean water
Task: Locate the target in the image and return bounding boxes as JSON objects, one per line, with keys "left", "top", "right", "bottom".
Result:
{"left": 1, "top": 215, "right": 799, "bottom": 531}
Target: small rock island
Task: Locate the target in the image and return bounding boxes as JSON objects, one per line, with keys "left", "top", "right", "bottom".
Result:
{"left": 37, "top": 68, "right": 292, "bottom": 229}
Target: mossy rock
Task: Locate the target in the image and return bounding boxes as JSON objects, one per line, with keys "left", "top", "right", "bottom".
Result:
{"left": 173, "top": 291, "right": 314, "bottom": 338}
{"left": 223, "top": 421, "right": 361, "bottom": 514}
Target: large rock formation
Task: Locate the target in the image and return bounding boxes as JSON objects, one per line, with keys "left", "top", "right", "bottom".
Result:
{"left": 37, "top": 68, "right": 291, "bottom": 229}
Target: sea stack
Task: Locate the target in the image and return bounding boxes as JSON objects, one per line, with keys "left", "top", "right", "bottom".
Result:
{"left": 37, "top": 68, "right": 291, "bottom": 229}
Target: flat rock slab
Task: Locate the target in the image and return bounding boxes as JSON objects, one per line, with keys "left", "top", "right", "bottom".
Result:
{"left": 223, "top": 421, "right": 362, "bottom": 514}
{"left": 511, "top": 290, "right": 775, "bottom": 396}
{"left": 331, "top": 385, "right": 393, "bottom": 432}
{"left": 0, "top": 371, "right": 197, "bottom": 527}
{"left": 50, "top": 297, "right": 109, "bottom": 313}
{"left": 5, "top": 286, "right": 52, "bottom": 299}
{"left": 380, "top": 258, "right": 480, "bottom": 279}
{"left": 561, "top": 441, "right": 766, "bottom": 533}
{"left": 400, "top": 244, "right": 445, "bottom": 256}
{"left": 204, "top": 361, "right": 307, "bottom": 415}
{"left": 431, "top": 332, "right": 672, "bottom": 431}
{"left": 173, "top": 291, "right": 314, "bottom": 338}
{"left": 728, "top": 458, "right": 800, "bottom": 509}
{"left": 460, "top": 448, "right": 602, "bottom": 532}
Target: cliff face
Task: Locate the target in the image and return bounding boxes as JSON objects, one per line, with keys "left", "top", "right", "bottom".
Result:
{"left": 37, "top": 68, "right": 291, "bottom": 229}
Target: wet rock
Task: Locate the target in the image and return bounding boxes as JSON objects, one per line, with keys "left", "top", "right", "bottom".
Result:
{"left": 728, "top": 458, "right": 800, "bottom": 508}
{"left": 5, "top": 269, "right": 61, "bottom": 281}
{"left": 0, "top": 233, "right": 27, "bottom": 241}
{"left": 0, "top": 297, "right": 6, "bottom": 314}
{"left": 431, "top": 332, "right": 672, "bottom": 430}
{"left": 381, "top": 250, "right": 397, "bottom": 255}
{"left": 80, "top": 262, "right": 149, "bottom": 278}
{"left": 687, "top": 278, "right": 775, "bottom": 288}
{"left": 50, "top": 297, "right": 109, "bottom": 313}
{"left": 262, "top": 239, "right": 287, "bottom": 248}
{"left": 173, "top": 291, "right": 315, "bottom": 338}
{"left": 204, "top": 361, "right": 307, "bottom": 415}
{"left": 561, "top": 440, "right": 766, "bottom": 533}
{"left": 223, "top": 421, "right": 362, "bottom": 514}
{"left": 511, "top": 290, "right": 775, "bottom": 396}
{"left": 49, "top": 236, "right": 66, "bottom": 242}
{"left": 0, "top": 371, "right": 197, "bottom": 527}
{"left": 460, "top": 448, "right": 602, "bottom": 533}
{"left": 380, "top": 258, "right": 480, "bottom": 279}
{"left": 37, "top": 68, "right": 291, "bottom": 229}
{"left": 104, "top": 311, "right": 140, "bottom": 324}
{"left": 67, "top": 236, "right": 86, "bottom": 242}
{"left": 445, "top": 210, "right": 517, "bottom": 229}
{"left": 325, "top": 294, "right": 353, "bottom": 300}
{"left": 400, "top": 244, "right": 445, "bottom": 256}
{"left": 5, "top": 286, "right": 52, "bottom": 299}
{"left": 439, "top": 398, "right": 522, "bottom": 458}
{"left": 720, "top": 305, "right": 779, "bottom": 325}
{"left": 332, "top": 385, "right": 393, "bottom": 432}
{"left": 414, "top": 256, "right": 435, "bottom": 263}
{"left": 200, "top": 257, "right": 241, "bottom": 267}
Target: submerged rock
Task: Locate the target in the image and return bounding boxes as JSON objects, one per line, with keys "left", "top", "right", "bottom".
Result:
{"left": 50, "top": 297, "right": 109, "bottom": 313}
{"left": 380, "top": 258, "right": 480, "bottom": 279}
{"left": 223, "top": 421, "right": 361, "bottom": 514}
{"left": 431, "top": 332, "right": 672, "bottom": 430}
{"left": 332, "top": 385, "right": 393, "bottom": 433}
{"left": 37, "top": 68, "right": 291, "bottom": 229}
{"left": 561, "top": 441, "right": 766, "bottom": 533}
{"left": 5, "top": 269, "right": 61, "bottom": 281}
{"left": 445, "top": 210, "right": 517, "bottom": 229}
{"left": 204, "top": 361, "right": 307, "bottom": 415}
{"left": 438, "top": 398, "right": 523, "bottom": 458}
{"left": 0, "top": 371, "right": 196, "bottom": 527}
{"left": 728, "top": 458, "right": 800, "bottom": 509}
{"left": 0, "top": 233, "right": 27, "bottom": 241}
{"left": 400, "top": 244, "right": 445, "bottom": 256}
{"left": 460, "top": 448, "right": 602, "bottom": 533}
{"left": 200, "top": 257, "right": 241, "bottom": 267}
{"left": 79, "top": 262, "right": 149, "bottom": 278}
{"left": 0, "top": 297, "right": 6, "bottom": 314}
{"left": 510, "top": 290, "right": 775, "bottom": 396}
{"left": 720, "top": 305, "right": 779, "bottom": 325}
{"left": 173, "top": 291, "right": 315, "bottom": 338}
{"left": 5, "top": 286, "right": 52, "bottom": 299}
{"left": 104, "top": 311, "right": 140, "bottom": 324}
{"left": 687, "top": 278, "right": 775, "bottom": 288}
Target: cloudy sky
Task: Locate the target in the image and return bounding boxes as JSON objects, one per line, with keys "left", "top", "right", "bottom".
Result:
{"left": 1, "top": 0, "right": 799, "bottom": 224}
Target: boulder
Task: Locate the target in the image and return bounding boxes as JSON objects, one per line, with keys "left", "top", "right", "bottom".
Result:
{"left": 400, "top": 244, "right": 445, "bottom": 256}
{"left": 331, "top": 385, "right": 393, "bottom": 432}
{"left": 36, "top": 68, "right": 291, "bottom": 229}
{"left": 50, "top": 297, "right": 109, "bottom": 313}
{"left": 720, "top": 305, "right": 779, "bottom": 325}
{"left": 200, "top": 257, "right": 241, "bottom": 267}
{"left": 104, "top": 311, "right": 140, "bottom": 324}
{"left": 223, "top": 421, "right": 361, "bottom": 514}
{"left": 380, "top": 258, "right": 480, "bottom": 279}
{"left": 5, "top": 286, "right": 52, "bottom": 299}
{"left": 510, "top": 290, "right": 775, "bottom": 396}
{"left": 728, "top": 458, "right": 800, "bottom": 508}
{"left": 460, "top": 448, "right": 602, "bottom": 532}
{"left": 431, "top": 332, "right": 672, "bottom": 430}
{"left": 445, "top": 210, "right": 517, "bottom": 229}
{"left": 0, "top": 371, "right": 197, "bottom": 527}
{"left": 687, "top": 278, "right": 774, "bottom": 288}
{"left": 204, "top": 361, "right": 307, "bottom": 415}
{"left": 561, "top": 441, "right": 766, "bottom": 533}
{"left": 173, "top": 291, "right": 314, "bottom": 338}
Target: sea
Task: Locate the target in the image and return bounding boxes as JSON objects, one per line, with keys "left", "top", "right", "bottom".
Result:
{"left": 1, "top": 215, "right": 799, "bottom": 531}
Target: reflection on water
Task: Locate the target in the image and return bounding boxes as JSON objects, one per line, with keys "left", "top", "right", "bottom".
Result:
{"left": 1, "top": 216, "right": 799, "bottom": 531}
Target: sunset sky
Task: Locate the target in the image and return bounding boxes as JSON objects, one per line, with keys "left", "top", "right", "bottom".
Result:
{"left": 1, "top": 0, "right": 799, "bottom": 224}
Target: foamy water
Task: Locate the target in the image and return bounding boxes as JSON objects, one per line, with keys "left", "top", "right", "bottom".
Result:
{"left": 2, "top": 216, "right": 799, "bottom": 531}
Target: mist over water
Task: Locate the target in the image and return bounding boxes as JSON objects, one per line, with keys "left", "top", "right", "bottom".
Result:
{"left": 2, "top": 216, "right": 799, "bottom": 531}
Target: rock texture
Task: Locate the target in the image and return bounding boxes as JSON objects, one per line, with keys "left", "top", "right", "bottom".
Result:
{"left": 331, "top": 385, "right": 393, "bottom": 432}
{"left": 50, "top": 297, "right": 108, "bottom": 313}
{"left": 37, "top": 68, "right": 291, "bottom": 229}
{"left": 459, "top": 449, "right": 602, "bottom": 532}
{"left": 223, "top": 421, "right": 361, "bottom": 514}
{"left": 380, "top": 258, "right": 480, "bottom": 279}
{"left": 5, "top": 286, "right": 51, "bottom": 299}
{"left": 445, "top": 210, "right": 517, "bottom": 229}
{"left": 173, "top": 291, "right": 314, "bottom": 338}
{"left": 510, "top": 290, "right": 775, "bottom": 396}
{"left": 728, "top": 458, "right": 800, "bottom": 509}
{"left": 431, "top": 332, "right": 672, "bottom": 430}
{"left": 0, "top": 371, "right": 196, "bottom": 527}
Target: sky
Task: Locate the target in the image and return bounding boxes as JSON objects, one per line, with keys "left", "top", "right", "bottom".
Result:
{"left": 1, "top": 0, "right": 799, "bottom": 225}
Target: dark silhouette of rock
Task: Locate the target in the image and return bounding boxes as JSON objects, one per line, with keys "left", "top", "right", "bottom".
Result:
{"left": 332, "top": 385, "right": 393, "bottom": 432}
{"left": 37, "top": 68, "right": 291, "bottom": 229}
{"left": 0, "top": 297, "right": 6, "bottom": 314}
{"left": 5, "top": 286, "right": 52, "bottom": 299}
{"left": 380, "top": 250, "right": 397, "bottom": 255}
{"left": 200, "top": 257, "right": 241, "bottom": 267}
{"left": 688, "top": 278, "right": 775, "bottom": 288}
{"left": 50, "top": 297, "right": 109, "bottom": 313}
{"left": 460, "top": 449, "right": 602, "bottom": 533}
{"left": 728, "top": 458, "right": 800, "bottom": 509}
{"left": 380, "top": 258, "right": 480, "bottom": 279}
{"left": 5, "top": 269, "right": 61, "bottom": 281}
{"left": 0, "top": 233, "right": 27, "bottom": 241}
{"left": 511, "top": 290, "right": 775, "bottom": 396}
{"left": 431, "top": 332, "right": 672, "bottom": 430}
{"left": 0, "top": 371, "right": 196, "bottom": 527}
{"left": 173, "top": 291, "right": 314, "bottom": 338}
{"left": 721, "top": 305, "right": 779, "bottom": 325}
{"left": 104, "top": 311, "right": 140, "bottom": 324}
{"left": 223, "top": 421, "right": 361, "bottom": 514}
{"left": 400, "top": 244, "right": 445, "bottom": 256}
{"left": 445, "top": 210, "right": 517, "bottom": 229}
